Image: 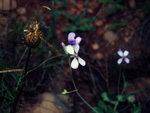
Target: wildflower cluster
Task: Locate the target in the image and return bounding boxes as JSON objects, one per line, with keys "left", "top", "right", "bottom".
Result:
{"left": 62, "top": 32, "right": 86, "bottom": 69}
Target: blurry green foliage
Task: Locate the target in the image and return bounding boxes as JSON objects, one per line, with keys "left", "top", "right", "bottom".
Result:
{"left": 100, "top": 0, "right": 124, "bottom": 15}
{"left": 143, "top": 1, "right": 150, "bottom": 18}
{"left": 93, "top": 74, "right": 140, "bottom": 113}
{"left": 54, "top": 0, "right": 68, "bottom": 6}
{"left": 64, "top": 10, "right": 95, "bottom": 32}
{"left": 84, "top": 0, "right": 89, "bottom": 5}
{"left": 93, "top": 91, "right": 140, "bottom": 113}
{"left": 110, "top": 21, "right": 127, "bottom": 31}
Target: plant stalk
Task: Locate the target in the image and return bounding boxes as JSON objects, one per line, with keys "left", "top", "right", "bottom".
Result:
{"left": 10, "top": 48, "right": 31, "bottom": 113}
{"left": 69, "top": 58, "right": 99, "bottom": 113}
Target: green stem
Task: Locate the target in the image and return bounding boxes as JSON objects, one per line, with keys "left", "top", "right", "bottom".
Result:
{"left": 69, "top": 58, "right": 99, "bottom": 113}
{"left": 10, "top": 48, "right": 31, "bottom": 113}
{"left": 117, "top": 67, "right": 121, "bottom": 94}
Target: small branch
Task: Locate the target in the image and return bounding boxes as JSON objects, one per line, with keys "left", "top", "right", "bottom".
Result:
{"left": 40, "top": 37, "right": 60, "bottom": 55}
{"left": 27, "top": 54, "right": 64, "bottom": 75}
{"left": 0, "top": 69, "right": 23, "bottom": 74}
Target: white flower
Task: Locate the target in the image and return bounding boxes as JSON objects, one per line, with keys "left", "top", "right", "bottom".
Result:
{"left": 117, "top": 49, "right": 130, "bottom": 64}
{"left": 66, "top": 45, "right": 86, "bottom": 69}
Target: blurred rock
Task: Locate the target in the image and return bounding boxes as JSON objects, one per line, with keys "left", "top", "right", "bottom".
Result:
{"left": 129, "top": 0, "right": 136, "bottom": 9}
{"left": 0, "top": 0, "right": 17, "bottom": 11}
{"left": 88, "top": 8, "right": 93, "bottom": 14}
{"left": 21, "top": 93, "right": 69, "bottom": 113}
{"left": 96, "top": 27, "right": 104, "bottom": 36}
{"left": 17, "top": 7, "right": 26, "bottom": 15}
{"left": 94, "top": 19, "right": 103, "bottom": 27}
{"left": 20, "top": 15, "right": 28, "bottom": 22}
{"left": 92, "top": 43, "right": 99, "bottom": 50}
{"left": 104, "top": 30, "right": 118, "bottom": 42}
{"left": 0, "top": 17, "right": 8, "bottom": 26}
{"left": 95, "top": 52, "right": 104, "bottom": 60}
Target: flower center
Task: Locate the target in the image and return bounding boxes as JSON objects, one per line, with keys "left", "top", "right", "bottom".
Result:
{"left": 75, "top": 54, "right": 78, "bottom": 57}
{"left": 69, "top": 40, "right": 76, "bottom": 45}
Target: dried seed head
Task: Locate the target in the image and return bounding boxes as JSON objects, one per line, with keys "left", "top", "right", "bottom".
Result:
{"left": 24, "top": 21, "right": 42, "bottom": 48}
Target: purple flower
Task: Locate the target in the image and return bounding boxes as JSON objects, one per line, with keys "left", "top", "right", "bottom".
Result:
{"left": 117, "top": 49, "right": 130, "bottom": 64}
{"left": 68, "top": 32, "right": 82, "bottom": 45}
{"left": 65, "top": 44, "right": 86, "bottom": 69}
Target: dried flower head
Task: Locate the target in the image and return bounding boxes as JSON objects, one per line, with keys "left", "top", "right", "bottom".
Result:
{"left": 24, "top": 21, "right": 42, "bottom": 48}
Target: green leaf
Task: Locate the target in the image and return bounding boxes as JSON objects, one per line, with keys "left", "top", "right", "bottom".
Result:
{"left": 110, "top": 23, "right": 117, "bottom": 31}
{"left": 108, "top": 7, "right": 115, "bottom": 15}
{"left": 55, "top": 0, "right": 68, "bottom": 6}
{"left": 93, "top": 107, "right": 103, "bottom": 113}
{"left": 115, "top": 4, "right": 124, "bottom": 11}
{"left": 124, "top": 82, "right": 131, "bottom": 88}
{"left": 1, "top": 81, "right": 14, "bottom": 100}
{"left": 85, "top": 0, "right": 89, "bottom": 5}
{"left": 130, "top": 103, "right": 141, "bottom": 113}
{"left": 78, "top": 24, "right": 94, "bottom": 31}
{"left": 101, "top": 92, "right": 109, "bottom": 102}
{"left": 62, "top": 89, "right": 68, "bottom": 95}
{"left": 106, "top": 105, "right": 114, "bottom": 113}
{"left": 64, "top": 26, "right": 77, "bottom": 32}
{"left": 101, "top": 0, "right": 113, "bottom": 5}
{"left": 118, "top": 91, "right": 139, "bottom": 102}
{"left": 117, "top": 95, "right": 128, "bottom": 102}
{"left": 61, "top": 12, "right": 70, "bottom": 19}
{"left": 98, "top": 101, "right": 107, "bottom": 111}
{"left": 117, "top": 21, "right": 127, "bottom": 27}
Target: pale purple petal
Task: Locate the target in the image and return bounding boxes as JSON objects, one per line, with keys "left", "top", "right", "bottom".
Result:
{"left": 68, "top": 32, "right": 75, "bottom": 41}
{"left": 124, "top": 50, "right": 129, "bottom": 57}
{"left": 75, "top": 37, "right": 82, "bottom": 44}
{"left": 61, "top": 42, "right": 65, "bottom": 47}
{"left": 74, "top": 44, "right": 79, "bottom": 54}
{"left": 118, "top": 49, "right": 123, "bottom": 57}
{"left": 78, "top": 57, "right": 86, "bottom": 66}
{"left": 117, "top": 58, "right": 123, "bottom": 64}
{"left": 66, "top": 45, "right": 74, "bottom": 55}
{"left": 71, "top": 58, "right": 79, "bottom": 69}
{"left": 124, "top": 58, "right": 130, "bottom": 64}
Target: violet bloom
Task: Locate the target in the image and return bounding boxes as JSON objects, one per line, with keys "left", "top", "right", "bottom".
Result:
{"left": 68, "top": 32, "right": 82, "bottom": 46}
{"left": 65, "top": 44, "right": 86, "bottom": 69}
{"left": 117, "top": 49, "right": 130, "bottom": 64}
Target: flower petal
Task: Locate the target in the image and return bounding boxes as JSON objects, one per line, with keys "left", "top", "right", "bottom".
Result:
{"left": 124, "top": 58, "right": 130, "bottom": 64}
{"left": 117, "top": 58, "right": 123, "bottom": 64}
{"left": 78, "top": 57, "right": 86, "bottom": 66}
{"left": 61, "top": 42, "right": 65, "bottom": 47}
{"left": 124, "top": 50, "right": 129, "bottom": 57}
{"left": 74, "top": 44, "right": 79, "bottom": 54}
{"left": 118, "top": 49, "right": 123, "bottom": 57}
{"left": 66, "top": 45, "right": 74, "bottom": 55}
{"left": 68, "top": 32, "right": 75, "bottom": 41}
{"left": 71, "top": 58, "right": 79, "bottom": 69}
{"left": 75, "top": 37, "right": 82, "bottom": 44}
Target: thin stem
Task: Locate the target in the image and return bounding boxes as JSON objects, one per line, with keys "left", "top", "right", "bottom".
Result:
{"left": 0, "top": 69, "right": 23, "bottom": 74}
{"left": 69, "top": 58, "right": 99, "bottom": 113}
{"left": 10, "top": 48, "right": 31, "bottom": 113}
{"left": 27, "top": 54, "right": 64, "bottom": 75}
{"left": 40, "top": 37, "right": 60, "bottom": 55}
{"left": 105, "top": 54, "right": 110, "bottom": 96}
{"left": 117, "top": 67, "right": 122, "bottom": 94}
